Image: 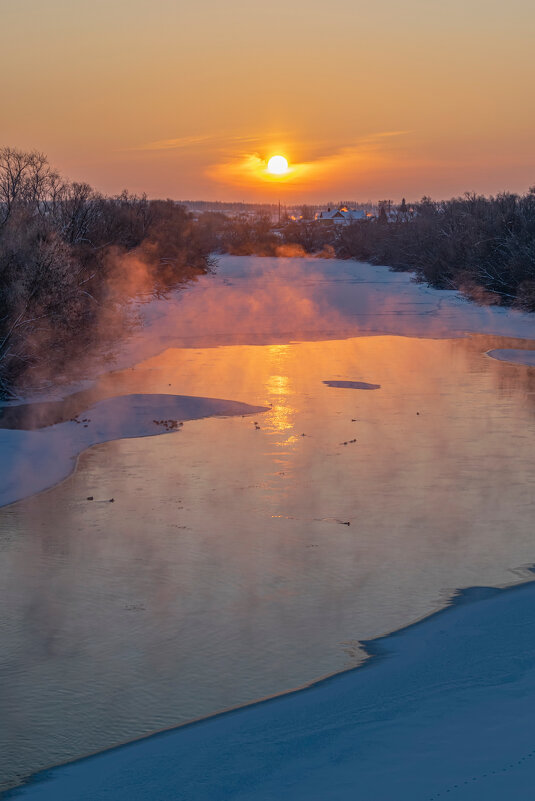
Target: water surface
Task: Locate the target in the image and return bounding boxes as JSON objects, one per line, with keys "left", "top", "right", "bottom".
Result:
{"left": 1, "top": 257, "right": 534, "bottom": 790}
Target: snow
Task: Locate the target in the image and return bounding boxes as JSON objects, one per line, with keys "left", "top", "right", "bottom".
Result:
{"left": 323, "top": 380, "right": 381, "bottom": 389}
{"left": 108, "top": 256, "right": 535, "bottom": 362}
{"left": 1, "top": 256, "right": 534, "bottom": 798}
{"left": 8, "top": 579, "right": 535, "bottom": 800}
{"left": 6, "top": 254, "right": 532, "bottom": 511}
{"left": 0, "top": 394, "right": 266, "bottom": 508}
{"left": 487, "top": 348, "right": 535, "bottom": 366}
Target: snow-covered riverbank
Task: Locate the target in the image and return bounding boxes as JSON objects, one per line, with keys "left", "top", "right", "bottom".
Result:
{"left": 0, "top": 394, "right": 266, "bottom": 508}
{"left": 1, "top": 256, "right": 533, "bottom": 795}
{"left": 2, "top": 255, "right": 533, "bottom": 511}
{"left": 8, "top": 577, "right": 535, "bottom": 801}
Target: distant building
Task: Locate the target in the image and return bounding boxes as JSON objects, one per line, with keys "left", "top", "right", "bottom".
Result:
{"left": 314, "top": 207, "right": 368, "bottom": 224}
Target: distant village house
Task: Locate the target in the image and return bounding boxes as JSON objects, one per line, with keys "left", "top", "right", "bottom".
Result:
{"left": 314, "top": 207, "right": 368, "bottom": 224}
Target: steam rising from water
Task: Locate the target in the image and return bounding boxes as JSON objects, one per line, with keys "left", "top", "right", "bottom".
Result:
{"left": 0, "top": 256, "right": 533, "bottom": 791}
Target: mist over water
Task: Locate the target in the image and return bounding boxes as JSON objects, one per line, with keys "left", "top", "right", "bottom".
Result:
{"left": 0, "top": 257, "right": 534, "bottom": 791}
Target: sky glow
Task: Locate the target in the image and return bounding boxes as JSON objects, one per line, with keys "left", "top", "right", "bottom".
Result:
{"left": 3, "top": 0, "right": 535, "bottom": 200}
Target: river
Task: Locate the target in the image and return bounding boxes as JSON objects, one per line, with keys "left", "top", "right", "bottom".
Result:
{"left": 0, "top": 256, "right": 533, "bottom": 791}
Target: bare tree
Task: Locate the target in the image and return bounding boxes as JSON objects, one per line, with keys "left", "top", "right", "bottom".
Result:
{"left": 0, "top": 147, "right": 56, "bottom": 227}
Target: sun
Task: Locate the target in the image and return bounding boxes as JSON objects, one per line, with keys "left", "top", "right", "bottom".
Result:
{"left": 267, "top": 155, "right": 289, "bottom": 175}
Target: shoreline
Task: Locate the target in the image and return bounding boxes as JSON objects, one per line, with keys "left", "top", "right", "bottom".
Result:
{"left": 2, "top": 327, "right": 532, "bottom": 510}
{"left": 0, "top": 393, "right": 267, "bottom": 509}
{"left": 6, "top": 571, "right": 535, "bottom": 799}
{"left": 3, "top": 255, "right": 534, "bottom": 409}
{"left": 486, "top": 348, "right": 535, "bottom": 367}
{"left": 2, "top": 256, "right": 534, "bottom": 796}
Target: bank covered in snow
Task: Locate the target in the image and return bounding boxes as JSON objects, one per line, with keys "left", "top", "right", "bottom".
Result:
{"left": 8, "top": 579, "right": 535, "bottom": 800}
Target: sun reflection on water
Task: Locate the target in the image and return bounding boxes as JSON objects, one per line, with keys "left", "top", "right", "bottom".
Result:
{"left": 264, "top": 346, "right": 298, "bottom": 443}
{"left": 1, "top": 329, "right": 534, "bottom": 790}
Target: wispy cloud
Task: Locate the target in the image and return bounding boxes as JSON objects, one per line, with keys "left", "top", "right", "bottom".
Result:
{"left": 128, "top": 129, "right": 407, "bottom": 158}
{"left": 130, "top": 135, "right": 216, "bottom": 152}
{"left": 129, "top": 132, "right": 273, "bottom": 153}
{"left": 208, "top": 131, "right": 412, "bottom": 189}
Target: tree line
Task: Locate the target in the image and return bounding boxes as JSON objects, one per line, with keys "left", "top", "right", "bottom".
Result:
{"left": 0, "top": 147, "right": 213, "bottom": 396}
{"left": 336, "top": 193, "right": 535, "bottom": 309}
{"left": 2, "top": 146, "right": 533, "bottom": 396}
{"left": 209, "top": 193, "right": 535, "bottom": 311}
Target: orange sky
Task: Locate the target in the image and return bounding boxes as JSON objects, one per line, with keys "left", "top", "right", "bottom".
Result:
{"left": 2, "top": 0, "right": 535, "bottom": 202}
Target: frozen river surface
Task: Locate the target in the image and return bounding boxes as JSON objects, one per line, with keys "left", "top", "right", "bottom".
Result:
{"left": 0, "top": 256, "right": 534, "bottom": 791}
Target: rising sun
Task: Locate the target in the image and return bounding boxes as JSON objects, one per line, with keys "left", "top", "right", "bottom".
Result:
{"left": 267, "top": 155, "right": 289, "bottom": 175}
